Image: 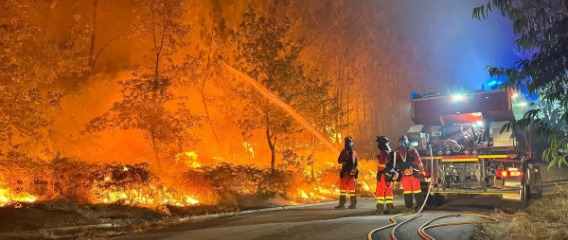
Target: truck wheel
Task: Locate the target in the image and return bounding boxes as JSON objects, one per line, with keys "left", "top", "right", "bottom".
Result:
{"left": 520, "top": 160, "right": 531, "bottom": 206}
{"left": 433, "top": 193, "right": 445, "bottom": 206}
{"left": 521, "top": 164, "right": 530, "bottom": 206}
{"left": 521, "top": 183, "right": 530, "bottom": 207}
{"left": 532, "top": 169, "right": 543, "bottom": 199}
{"left": 426, "top": 193, "right": 445, "bottom": 206}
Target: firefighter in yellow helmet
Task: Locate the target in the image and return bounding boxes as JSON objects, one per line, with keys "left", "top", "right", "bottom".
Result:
{"left": 335, "top": 136, "right": 359, "bottom": 209}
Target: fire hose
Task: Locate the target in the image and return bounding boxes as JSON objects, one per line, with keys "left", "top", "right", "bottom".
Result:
{"left": 367, "top": 145, "right": 499, "bottom": 240}
{"left": 417, "top": 213, "right": 499, "bottom": 240}
{"left": 366, "top": 174, "right": 432, "bottom": 240}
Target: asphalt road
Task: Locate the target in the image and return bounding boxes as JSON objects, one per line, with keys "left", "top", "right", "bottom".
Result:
{"left": 110, "top": 164, "right": 567, "bottom": 240}
{"left": 113, "top": 193, "right": 509, "bottom": 240}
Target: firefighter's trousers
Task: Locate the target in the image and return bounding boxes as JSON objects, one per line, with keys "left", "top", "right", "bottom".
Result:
{"left": 401, "top": 174, "right": 424, "bottom": 209}
{"left": 339, "top": 173, "right": 356, "bottom": 206}
{"left": 375, "top": 174, "right": 393, "bottom": 206}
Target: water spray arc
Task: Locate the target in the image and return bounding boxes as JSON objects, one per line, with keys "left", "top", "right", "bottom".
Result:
{"left": 222, "top": 63, "right": 339, "bottom": 156}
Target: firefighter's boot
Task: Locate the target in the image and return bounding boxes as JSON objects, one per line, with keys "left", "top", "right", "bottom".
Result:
{"left": 415, "top": 193, "right": 425, "bottom": 211}
{"left": 334, "top": 196, "right": 346, "bottom": 209}
{"left": 386, "top": 203, "right": 395, "bottom": 214}
{"left": 404, "top": 193, "right": 413, "bottom": 210}
{"left": 373, "top": 203, "right": 384, "bottom": 215}
{"left": 348, "top": 196, "right": 357, "bottom": 209}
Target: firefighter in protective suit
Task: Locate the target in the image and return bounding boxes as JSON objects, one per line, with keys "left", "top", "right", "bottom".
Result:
{"left": 396, "top": 135, "right": 425, "bottom": 212}
{"left": 374, "top": 136, "right": 399, "bottom": 215}
{"left": 335, "top": 136, "right": 359, "bottom": 209}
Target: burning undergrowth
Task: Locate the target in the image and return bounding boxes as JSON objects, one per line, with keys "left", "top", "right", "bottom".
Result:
{"left": 1, "top": 151, "right": 380, "bottom": 205}
{"left": 1, "top": 152, "right": 379, "bottom": 208}
{"left": 0, "top": 150, "right": 379, "bottom": 237}
{"left": 0, "top": 152, "right": 201, "bottom": 209}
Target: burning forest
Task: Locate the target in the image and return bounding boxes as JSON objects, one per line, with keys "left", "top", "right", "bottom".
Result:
{"left": 0, "top": 0, "right": 428, "bottom": 237}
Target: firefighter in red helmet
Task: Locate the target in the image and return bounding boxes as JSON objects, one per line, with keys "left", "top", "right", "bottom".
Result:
{"left": 374, "top": 136, "right": 399, "bottom": 215}
{"left": 396, "top": 135, "right": 425, "bottom": 212}
{"left": 335, "top": 136, "right": 359, "bottom": 209}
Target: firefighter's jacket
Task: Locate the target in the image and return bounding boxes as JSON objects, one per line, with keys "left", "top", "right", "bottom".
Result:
{"left": 376, "top": 151, "right": 397, "bottom": 182}
{"left": 396, "top": 147, "right": 424, "bottom": 178}
{"left": 338, "top": 149, "right": 359, "bottom": 178}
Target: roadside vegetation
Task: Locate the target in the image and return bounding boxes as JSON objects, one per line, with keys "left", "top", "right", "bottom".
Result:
{"left": 473, "top": 185, "right": 568, "bottom": 239}
{"left": 473, "top": 2, "right": 568, "bottom": 237}
{"left": 474, "top": 0, "right": 568, "bottom": 168}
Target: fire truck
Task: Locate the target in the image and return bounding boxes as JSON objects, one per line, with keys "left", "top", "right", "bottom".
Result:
{"left": 408, "top": 89, "right": 542, "bottom": 206}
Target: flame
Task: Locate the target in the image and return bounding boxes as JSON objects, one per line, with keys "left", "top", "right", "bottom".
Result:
{"left": 299, "top": 189, "right": 309, "bottom": 199}
{"left": 295, "top": 186, "right": 340, "bottom": 202}
{"left": 184, "top": 151, "right": 198, "bottom": 160}
{"left": 92, "top": 183, "right": 199, "bottom": 207}
{"left": 0, "top": 158, "right": 378, "bottom": 209}
{"left": 362, "top": 183, "right": 371, "bottom": 191}
{"left": 242, "top": 142, "right": 255, "bottom": 158}
{"left": 186, "top": 196, "right": 199, "bottom": 205}
{"left": 0, "top": 187, "right": 37, "bottom": 207}
{"left": 175, "top": 151, "right": 201, "bottom": 169}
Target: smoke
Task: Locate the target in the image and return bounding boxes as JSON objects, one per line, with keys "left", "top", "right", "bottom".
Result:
{"left": 385, "top": 0, "right": 519, "bottom": 92}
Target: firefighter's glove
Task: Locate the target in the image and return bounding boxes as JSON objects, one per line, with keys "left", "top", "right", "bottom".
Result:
{"left": 389, "top": 169, "right": 399, "bottom": 181}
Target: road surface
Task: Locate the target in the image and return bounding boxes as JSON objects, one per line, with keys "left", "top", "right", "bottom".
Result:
{"left": 113, "top": 193, "right": 509, "bottom": 240}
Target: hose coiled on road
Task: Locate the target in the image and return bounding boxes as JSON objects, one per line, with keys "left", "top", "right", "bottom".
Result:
{"left": 417, "top": 213, "right": 499, "bottom": 240}
{"left": 366, "top": 183, "right": 432, "bottom": 240}
{"left": 367, "top": 144, "right": 435, "bottom": 240}
{"left": 367, "top": 145, "right": 499, "bottom": 240}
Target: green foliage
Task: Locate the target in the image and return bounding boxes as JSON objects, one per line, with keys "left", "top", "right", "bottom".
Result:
{"left": 474, "top": 0, "right": 568, "bottom": 167}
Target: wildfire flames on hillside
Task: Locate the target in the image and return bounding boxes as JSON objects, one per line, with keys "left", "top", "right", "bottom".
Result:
{"left": 0, "top": 0, "right": 416, "bottom": 225}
